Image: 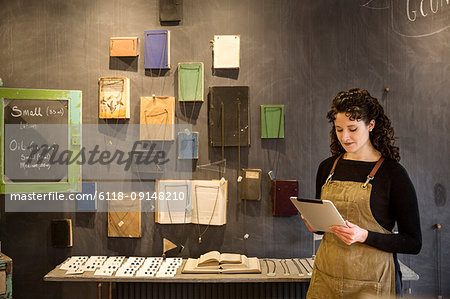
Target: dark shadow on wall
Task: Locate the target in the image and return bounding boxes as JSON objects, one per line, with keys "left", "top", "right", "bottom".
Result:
{"left": 212, "top": 68, "right": 239, "bottom": 80}
{"left": 109, "top": 57, "right": 138, "bottom": 72}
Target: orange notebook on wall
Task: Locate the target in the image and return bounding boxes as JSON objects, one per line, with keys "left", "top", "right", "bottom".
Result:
{"left": 110, "top": 37, "right": 139, "bottom": 57}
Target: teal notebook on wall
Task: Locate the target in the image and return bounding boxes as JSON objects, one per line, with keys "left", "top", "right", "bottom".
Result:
{"left": 178, "top": 131, "right": 199, "bottom": 159}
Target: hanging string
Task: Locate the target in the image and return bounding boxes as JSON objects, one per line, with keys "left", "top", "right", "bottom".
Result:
{"left": 194, "top": 185, "right": 221, "bottom": 243}
{"left": 221, "top": 102, "right": 225, "bottom": 178}
{"left": 435, "top": 224, "right": 442, "bottom": 298}
{"left": 238, "top": 101, "right": 246, "bottom": 240}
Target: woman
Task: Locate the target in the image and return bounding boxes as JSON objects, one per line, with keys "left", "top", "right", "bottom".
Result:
{"left": 303, "top": 88, "right": 422, "bottom": 298}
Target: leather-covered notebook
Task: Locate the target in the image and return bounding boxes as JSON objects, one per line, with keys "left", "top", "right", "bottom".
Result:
{"left": 159, "top": 0, "right": 182, "bottom": 23}
{"left": 272, "top": 180, "right": 298, "bottom": 216}
{"left": 209, "top": 86, "right": 250, "bottom": 147}
{"left": 240, "top": 169, "right": 261, "bottom": 200}
{"left": 108, "top": 195, "right": 141, "bottom": 238}
{"left": 51, "top": 219, "right": 73, "bottom": 247}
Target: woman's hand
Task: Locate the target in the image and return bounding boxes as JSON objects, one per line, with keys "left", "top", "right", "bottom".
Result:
{"left": 301, "top": 215, "right": 318, "bottom": 233}
{"left": 329, "top": 220, "right": 368, "bottom": 245}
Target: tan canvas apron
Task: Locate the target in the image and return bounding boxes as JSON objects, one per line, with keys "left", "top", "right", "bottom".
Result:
{"left": 307, "top": 154, "right": 395, "bottom": 299}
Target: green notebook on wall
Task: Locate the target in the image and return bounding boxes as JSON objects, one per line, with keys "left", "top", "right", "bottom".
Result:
{"left": 261, "top": 105, "right": 284, "bottom": 138}
{"left": 178, "top": 62, "right": 204, "bottom": 101}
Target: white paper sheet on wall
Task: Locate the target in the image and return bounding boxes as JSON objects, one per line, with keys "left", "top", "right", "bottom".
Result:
{"left": 213, "top": 35, "right": 240, "bottom": 69}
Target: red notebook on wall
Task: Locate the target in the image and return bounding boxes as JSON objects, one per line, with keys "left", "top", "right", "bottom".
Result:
{"left": 272, "top": 180, "right": 299, "bottom": 216}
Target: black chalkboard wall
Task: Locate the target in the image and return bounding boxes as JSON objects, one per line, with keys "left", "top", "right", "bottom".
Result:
{"left": 0, "top": 0, "right": 449, "bottom": 298}
{"left": 3, "top": 99, "right": 69, "bottom": 182}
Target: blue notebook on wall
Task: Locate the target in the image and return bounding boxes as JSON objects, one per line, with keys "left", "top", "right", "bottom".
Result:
{"left": 178, "top": 131, "right": 199, "bottom": 159}
{"left": 76, "top": 182, "right": 98, "bottom": 211}
{"left": 144, "top": 30, "right": 171, "bottom": 69}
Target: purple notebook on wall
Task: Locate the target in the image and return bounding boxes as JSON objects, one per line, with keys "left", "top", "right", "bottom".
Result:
{"left": 144, "top": 30, "right": 171, "bottom": 69}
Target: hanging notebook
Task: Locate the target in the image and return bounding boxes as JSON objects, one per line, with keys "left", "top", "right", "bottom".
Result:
{"left": 108, "top": 194, "right": 141, "bottom": 238}
{"left": 178, "top": 62, "right": 204, "bottom": 101}
{"left": 272, "top": 180, "right": 298, "bottom": 216}
{"left": 140, "top": 96, "right": 175, "bottom": 140}
{"left": 209, "top": 86, "right": 250, "bottom": 147}
{"left": 110, "top": 37, "right": 139, "bottom": 57}
{"left": 213, "top": 35, "right": 240, "bottom": 69}
{"left": 159, "top": 0, "right": 182, "bottom": 23}
{"left": 191, "top": 180, "right": 228, "bottom": 225}
{"left": 155, "top": 180, "right": 192, "bottom": 224}
{"left": 51, "top": 219, "right": 73, "bottom": 247}
{"left": 261, "top": 105, "right": 285, "bottom": 138}
{"left": 144, "top": 30, "right": 170, "bottom": 69}
{"left": 155, "top": 179, "right": 227, "bottom": 225}
{"left": 76, "top": 182, "right": 98, "bottom": 211}
{"left": 99, "top": 77, "right": 130, "bottom": 119}
{"left": 240, "top": 169, "right": 262, "bottom": 200}
{"left": 178, "top": 131, "right": 199, "bottom": 159}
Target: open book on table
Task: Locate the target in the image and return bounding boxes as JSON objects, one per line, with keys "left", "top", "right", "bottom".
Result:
{"left": 197, "top": 250, "right": 241, "bottom": 266}
{"left": 182, "top": 251, "right": 261, "bottom": 274}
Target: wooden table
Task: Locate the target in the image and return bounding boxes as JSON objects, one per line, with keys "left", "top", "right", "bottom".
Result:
{"left": 44, "top": 257, "right": 418, "bottom": 299}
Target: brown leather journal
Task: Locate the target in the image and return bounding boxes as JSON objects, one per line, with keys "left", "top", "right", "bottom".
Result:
{"left": 240, "top": 169, "right": 261, "bottom": 200}
{"left": 272, "top": 180, "right": 298, "bottom": 216}
{"left": 208, "top": 86, "right": 250, "bottom": 147}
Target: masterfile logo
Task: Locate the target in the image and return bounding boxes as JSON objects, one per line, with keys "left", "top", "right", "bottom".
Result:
{"left": 3, "top": 124, "right": 193, "bottom": 182}
{"left": 26, "top": 141, "right": 170, "bottom": 172}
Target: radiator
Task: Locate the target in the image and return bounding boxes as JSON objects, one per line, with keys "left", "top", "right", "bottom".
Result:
{"left": 116, "top": 282, "right": 308, "bottom": 299}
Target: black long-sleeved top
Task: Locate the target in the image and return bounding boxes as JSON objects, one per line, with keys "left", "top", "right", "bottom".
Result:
{"left": 316, "top": 155, "right": 422, "bottom": 255}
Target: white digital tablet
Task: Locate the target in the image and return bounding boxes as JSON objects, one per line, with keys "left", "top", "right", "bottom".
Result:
{"left": 290, "top": 197, "right": 348, "bottom": 232}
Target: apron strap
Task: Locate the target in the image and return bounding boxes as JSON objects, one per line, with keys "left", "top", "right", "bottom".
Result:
{"left": 325, "top": 153, "right": 345, "bottom": 184}
{"left": 326, "top": 154, "right": 385, "bottom": 187}
{"left": 362, "top": 157, "right": 385, "bottom": 189}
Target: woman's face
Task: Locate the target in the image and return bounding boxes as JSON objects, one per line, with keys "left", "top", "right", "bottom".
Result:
{"left": 334, "top": 112, "right": 375, "bottom": 156}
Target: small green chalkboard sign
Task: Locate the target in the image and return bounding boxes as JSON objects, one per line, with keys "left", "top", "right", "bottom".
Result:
{"left": 0, "top": 88, "right": 82, "bottom": 193}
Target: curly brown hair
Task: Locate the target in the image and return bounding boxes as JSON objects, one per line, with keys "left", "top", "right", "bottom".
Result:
{"left": 326, "top": 88, "right": 400, "bottom": 161}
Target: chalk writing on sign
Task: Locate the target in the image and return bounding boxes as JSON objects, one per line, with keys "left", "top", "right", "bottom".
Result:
{"left": 361, "top": 0, "right": 450, "bottom": 37}
{"left": 9, "top": 105, "right": 65, "bottom": 118}
{"left": 3, "top": 99, "right": 68, "bottom": 182}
